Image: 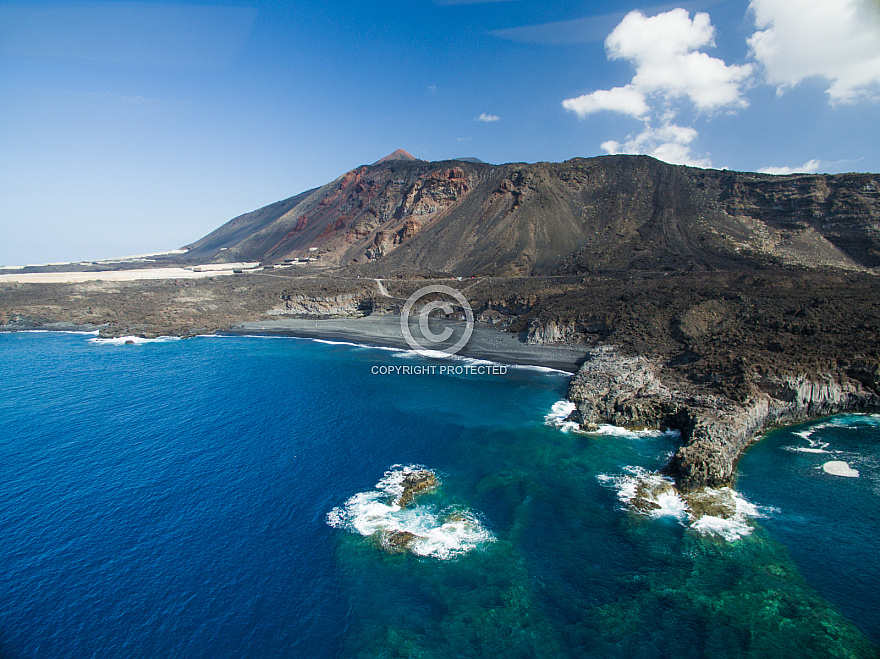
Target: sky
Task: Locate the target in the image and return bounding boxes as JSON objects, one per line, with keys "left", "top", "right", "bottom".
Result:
{"left": 1, "top": 0, "right": 879, "bottom": 265}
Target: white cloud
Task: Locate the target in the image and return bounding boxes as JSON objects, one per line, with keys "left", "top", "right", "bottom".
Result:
{"left": 598, "top": 9, "right": 752, "bottom": 112}
{"left": 748, "top": 0, "right": 880, "bottom": 104}
{"left": 562, "top": 8, "right": 754, "bottom": 168}
{"left": 758, "top": 159, "right": 823, "bottom": 174}
{"left": 562, "top": 85, "right": 648, "bottom": 118}
{"left": 476, "top": 113, "right": 500, "bottom": 122}
{"left": 601, "top": 121, "right": 712, "bottom": 167}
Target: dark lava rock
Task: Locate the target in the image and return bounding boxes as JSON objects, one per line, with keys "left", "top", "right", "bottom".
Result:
{"left": 397, "top": 470, "right": 438, "bottom": 508}
{"left": 377, "top": 530, "right": 418, "bottom": 554}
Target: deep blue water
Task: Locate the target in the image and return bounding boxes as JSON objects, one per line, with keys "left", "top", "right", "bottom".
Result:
{"left": 736, "top": 414, "right": 880, "bottom": 644}
{"left": 0, "top": 332, "right": 877, "bottom": 658}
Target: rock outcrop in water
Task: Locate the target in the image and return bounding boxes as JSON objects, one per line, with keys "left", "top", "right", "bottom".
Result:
{"left": 396, "top": 470, "right": 438, "bottom": 508}
{"left": 567, "top": 346, "right": 880, "bottom": 490}
{"left": 377, "top": 530, "right": 418, "bottom": 554}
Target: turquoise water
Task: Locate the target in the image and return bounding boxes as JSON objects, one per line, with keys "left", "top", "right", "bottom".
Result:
{"left": 0, "top": 332, "right": 877, "bottom": 657}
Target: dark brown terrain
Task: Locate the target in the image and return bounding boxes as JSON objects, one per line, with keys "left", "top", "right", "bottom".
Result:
{"left": 2, "top": 153, "right": 879, "bottom": 494}
{"left": 182, "top": 154, "right": 880, "bottom": 275}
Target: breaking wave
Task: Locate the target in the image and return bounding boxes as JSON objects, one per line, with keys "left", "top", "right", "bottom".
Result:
{"left": 393, "top": 349, "right": 571, "bottom": 375}
{"left": 544, "top": 400, "right": 582, "bottom": 432}
{"left": 88, "top": 335, "right": 182, "bottom": 346}
{"left": 327, "top": 465, "right": 495, "bottom": 560}
{"left": 544, "top": 400, "right": 681, "bottom": 438}
{"left": 597, "top": 467, "right": 687, "bottom": 521}
{"left": 597, "top": 466, "right": 766, "bottom": 542}
{"left": 592, "top": 425, "right": 681, "bottom": 439}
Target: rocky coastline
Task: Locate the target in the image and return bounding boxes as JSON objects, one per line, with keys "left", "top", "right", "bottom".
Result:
{"left": 2, "top": 266, "right": 879, "bottom": 494}
{"left": 566, "top": 345, "right": 880, "bottom": 490}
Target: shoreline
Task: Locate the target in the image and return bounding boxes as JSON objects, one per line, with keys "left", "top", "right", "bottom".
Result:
{"left": 230, "top": 316, "right": 590, "bottom": 373}
{"left": 5, "top": 318, "right": 879, "bottom": 496}
{"left": 0, "top": 316, "right": 589, "bottom": 373}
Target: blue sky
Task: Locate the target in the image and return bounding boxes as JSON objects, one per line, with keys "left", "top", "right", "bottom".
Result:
{"left": 1, "top": 0, "right": 879, "bottom": 265}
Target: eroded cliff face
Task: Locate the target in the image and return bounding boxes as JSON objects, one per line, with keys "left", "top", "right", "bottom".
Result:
{"left": 266, "top": 292, "right": 376, "bottom": 317}
{"left": 712, "top": 173, "right": 880, "bottom": 269}
{"left": 566, "top": 347, "right": 880, "bottom": 490}
{"left": 183, "top": 162, "right": 484, "bottom": 268}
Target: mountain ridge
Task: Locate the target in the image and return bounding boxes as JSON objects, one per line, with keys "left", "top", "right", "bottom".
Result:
{"left": 182, "top": 154, "right": 880, "bottom": 277}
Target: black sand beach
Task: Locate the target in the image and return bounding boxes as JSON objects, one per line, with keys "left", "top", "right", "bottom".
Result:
{"left": 233, "top": 316, "right": 589, "bottom": 372}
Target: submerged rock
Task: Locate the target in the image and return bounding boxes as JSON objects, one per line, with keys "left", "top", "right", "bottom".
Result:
{"left": 377, "top": 530, "right": 418, "bottom": 554}
{"left": 601, "top": 467, "right": 760, "bottom": 541}
{"left": 683, "top": 488, "right": 738, "bottom": 521}
{"left": 630, "top": 480, "right": 677, "bottom": 514}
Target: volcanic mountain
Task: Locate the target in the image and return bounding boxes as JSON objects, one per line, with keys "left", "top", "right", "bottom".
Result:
{"left": 373, "top": 148, "right": 419, "bottom": 164}
{"left": 182, "top": 153, "right": 880, "bottom": 276}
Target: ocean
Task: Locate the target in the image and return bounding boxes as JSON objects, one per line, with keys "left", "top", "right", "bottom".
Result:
{"left": 0, "top": 331, "right": 877, "bottom": 658}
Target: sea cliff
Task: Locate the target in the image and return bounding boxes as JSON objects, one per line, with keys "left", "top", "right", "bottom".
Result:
{"left": 566, "top": 346, "right": 880, "bottom": 489}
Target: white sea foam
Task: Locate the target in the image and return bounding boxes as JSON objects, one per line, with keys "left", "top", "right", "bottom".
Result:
{"left": 544, "top": 400, "right": 582, "bottom": 432}
{"left": 806, "top": 415, "right": 880, "bottom": 431}
{"left": 512, "top": 364, "right": 573, "bottom": 375}
{"left": 327, "top": 465, "right": 495, "bottom": 560}
{"left": 689, "top": 514, "right": 753, "bottom": 542}
{"left": 788, "top": 414, "right": 880, "bottom": 454}
{"left": 394, "top": 348, "right": 572, "bottom": 374}
{"left": 311, "top": 338, "right": 366, "bottom": 348}
{"left": 597, "top": 468, "right": 764, "bottom": 540}
{"left": 346, "top": 344, "right": 409, "bottom": 354}
{"left": 593, "top": 425, "right": 681, "bottom": 439}
{"left": 597, "top": 467, "right": 688, "bottom": 520}
{"left": 788, "top": 428, "right": 830, "bottom": 453}
{"left": 543, "top": 401, "right": 682, "bottom": 437}
{"left": 822, "top": 460, "right": 860, "bottom": 477}
{"left": 687, "top": 487, "right": 762, "bottom": 542}
{"left": 88, "top": 335, "right": 182, "bottom": 346}
{"left": 393, "top": 349, "right": 496, "bottom": 367}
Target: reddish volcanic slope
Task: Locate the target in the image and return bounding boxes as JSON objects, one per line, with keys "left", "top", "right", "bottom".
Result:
{"left": 373, "top": 149, "right": 419, "bottom": 164}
